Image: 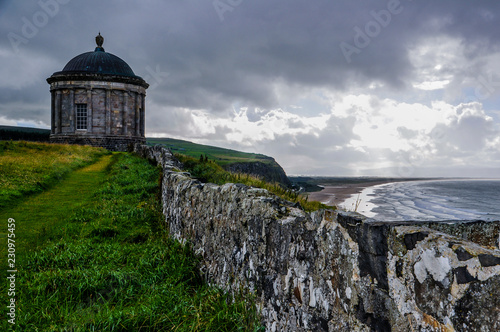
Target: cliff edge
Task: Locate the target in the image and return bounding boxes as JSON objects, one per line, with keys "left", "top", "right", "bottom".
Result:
{"left": 147, "top": 137, "right": 292, "bottom": 187}
{"left": 224, "top": 159, "right": 292, "bottom": 187}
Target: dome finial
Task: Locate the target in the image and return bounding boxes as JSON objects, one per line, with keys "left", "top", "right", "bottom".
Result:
{"left": 95, "top": 32, "right": 104, "bottom": 50}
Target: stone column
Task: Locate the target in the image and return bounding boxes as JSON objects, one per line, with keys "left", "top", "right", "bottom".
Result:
{"left": 51, "top": 90, "right": 55, "bottom": 134}
{"left": 141, "top": 93, "right": 146, "bottom": 137}
{"left": 69, "top": 89, "right": 75, "bottom": 132}
{"left": 135, "top": 93, "right": 140, "bottom": 137}
{"left": 87, "top": 89, "right": 93, "bottom": 133}
{"left": 122, "top": 91, "right": 127, "bottom": 135}
{"left": 55, "top": 90, "right": 61, "bottom": 134}
{"left": 106, "top": 89, "right": 111, "bottom": 135}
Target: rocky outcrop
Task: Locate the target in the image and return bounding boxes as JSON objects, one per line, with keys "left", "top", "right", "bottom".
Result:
{"left": 224, "top": 159, "right": 292, "bottom": 188}
{"left": 134, "top": 144, "right": 500, "bottom": 332}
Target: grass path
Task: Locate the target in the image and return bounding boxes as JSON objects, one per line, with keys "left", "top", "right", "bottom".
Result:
{"left": 0, "top": 154, "right": 115, "bottom": 276}
{"left": 0, "top": 151, "right": 261, "bottom": 331}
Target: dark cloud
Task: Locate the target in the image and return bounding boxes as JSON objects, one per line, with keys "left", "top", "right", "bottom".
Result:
{"left": 1, "top": 0, "right": 500, "bottom": 175}
{"left": 3, "top": 0, "right": 500, "bottom": 112}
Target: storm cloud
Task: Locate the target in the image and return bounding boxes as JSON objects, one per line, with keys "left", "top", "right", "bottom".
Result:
{"left": 1, "top": 0, "right": 500, "bottom": 176}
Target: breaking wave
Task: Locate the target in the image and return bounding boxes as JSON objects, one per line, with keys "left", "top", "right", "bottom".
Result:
{"left": 342, "top": 179, "right": 500, "bottom": 221}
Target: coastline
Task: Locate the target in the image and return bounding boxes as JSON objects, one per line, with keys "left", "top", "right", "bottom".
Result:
{"left": 311, "top": 178, "right": 500, "bottom": 221}
{"left": 307, "top": 180, "right": 396, "bottom": 208}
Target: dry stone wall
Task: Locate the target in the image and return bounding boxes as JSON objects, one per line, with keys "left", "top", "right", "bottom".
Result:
{"left": 134, "top": 144, "right": 500, "bottom": 332}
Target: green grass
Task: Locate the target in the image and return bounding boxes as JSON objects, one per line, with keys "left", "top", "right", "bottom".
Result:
{"left": 0, "top": 143, "right": 262, "bottom": 331}
{"left": 176, "top": 154, "right": 334, "bottom": 212}
{"left": 0, "top": 154, "right": 115, "bottom": 272}
{"left": 0, "top": 140, "right": 109, "bottom": 209}
{"left": 147, "top": 138, "right": 274, "bottom": 166}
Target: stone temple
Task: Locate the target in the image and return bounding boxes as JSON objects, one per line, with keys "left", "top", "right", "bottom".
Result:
{"left": 47, "top": 33, "right": 149, "bottom": 151}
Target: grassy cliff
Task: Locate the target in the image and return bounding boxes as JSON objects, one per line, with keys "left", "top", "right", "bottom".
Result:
{"left": 147, "top": 137, "right": 291, "bottom": 187}
{"left": 147, "top": 138, "right": 273, "bottom": 165}
{"left": 175, "top": 154, "right": 332, "bottom": 212}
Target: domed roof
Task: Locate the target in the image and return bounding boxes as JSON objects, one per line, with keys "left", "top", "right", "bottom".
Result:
{"left": 61, "top": 48, "right": 136, "bottom": 77}
{"left": 47, "top": 33, "right": 148, "bottom": 88}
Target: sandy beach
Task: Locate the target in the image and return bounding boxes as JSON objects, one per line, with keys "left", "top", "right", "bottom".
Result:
{"left": 307, "top": 180, "right": 396, "bottom": 208}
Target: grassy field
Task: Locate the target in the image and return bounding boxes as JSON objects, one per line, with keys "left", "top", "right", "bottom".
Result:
{"left": 0, "top": 142, "right": 261, "bottom": 331}
{"left": 147, "top": 138, "right": 274, "bottom": 166}
{"left": 0, "top": 141, "right": 109, "bottom": 209}
{"left": 0, "top": 154, "right": 114, "bottom": 273}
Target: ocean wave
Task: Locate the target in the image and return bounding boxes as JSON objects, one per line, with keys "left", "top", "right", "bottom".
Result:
{"left": 341, "top": 179, "right": 500, "bottom": 221}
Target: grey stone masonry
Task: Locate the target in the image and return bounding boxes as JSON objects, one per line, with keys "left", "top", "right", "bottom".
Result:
{"left": 47, "top": 80, "right": 146, "bottom": 151}
{"left": 134, "top": 144, "right": 500, "bottom": 332}
{"left": 50, "top": 135, "right": 144, "bottom": 152}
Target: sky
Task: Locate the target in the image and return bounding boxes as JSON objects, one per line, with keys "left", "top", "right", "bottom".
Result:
{"left": 1, "top": 0, "right": 500, "bottom": 177}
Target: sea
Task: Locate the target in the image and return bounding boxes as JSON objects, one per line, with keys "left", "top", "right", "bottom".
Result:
{"left": 341, "top": 179, "right": 500, "bottom": 222}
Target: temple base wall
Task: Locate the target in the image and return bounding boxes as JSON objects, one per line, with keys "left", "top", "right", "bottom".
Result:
{"left": 50, "top": 134, "right": 145, "bottom": 152}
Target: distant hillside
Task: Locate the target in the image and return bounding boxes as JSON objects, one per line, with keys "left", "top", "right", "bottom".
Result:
{"left": 147, "top": 137, "right": 292, "bottom": 187}
{"left": 0, "top": 125, "right": 50, "bottom": 142}
{"left": 147, "top": 137, "right": 273, "bottom": 165}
